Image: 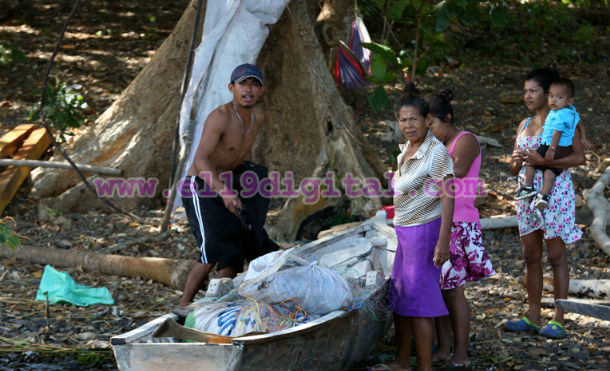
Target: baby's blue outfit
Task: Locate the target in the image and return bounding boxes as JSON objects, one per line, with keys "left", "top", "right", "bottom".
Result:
{"left": 541, "top": 104, "right": 580, "bottom": 146}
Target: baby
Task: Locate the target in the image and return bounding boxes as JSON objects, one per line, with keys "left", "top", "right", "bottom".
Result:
{"left": 516, "top": 78, "right": 580, "bottom": 211}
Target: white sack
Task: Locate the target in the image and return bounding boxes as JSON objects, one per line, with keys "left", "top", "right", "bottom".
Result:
{"left": 239, "top": 261, "right": 354, "bottom": 315}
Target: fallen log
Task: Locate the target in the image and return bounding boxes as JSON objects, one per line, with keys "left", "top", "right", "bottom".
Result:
{"left": 584, "top": 165, "right": 610, "bottom": 256}
{"left": 0, "top": 159, "right": 122, "bottom": 175}
{"left": 556, "top": 299, "right": 610, "bottom": 321}
{"left": 569, "top": 279, "right": 610, "bottom": 299}
{"left": 528, "top": 277, "right": 610, "bottom": 299}
{"left": 479, "top": 208, "right": 596, "bottom": 230}
{"left": 0, "top": 245, "right": 191, "bottom": 290}
{"left": 477, "top": 135, "right": 502, "bottom": 148}
{"left": 480, "top": 215, "right": 517, "bottom": 230}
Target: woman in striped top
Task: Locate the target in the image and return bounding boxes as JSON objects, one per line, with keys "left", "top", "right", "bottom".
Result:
{"left": 372, "top": 83, "right": 454, "bottom": 371}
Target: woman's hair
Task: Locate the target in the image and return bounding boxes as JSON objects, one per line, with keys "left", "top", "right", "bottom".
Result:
{"left": 395, "top": 82, "right": 429, "bottom": 117}
{"left": 525, "top": 63, "right": 560, "bottom": 93}
{"left": 426, "top": 89, "right": 455, "bottom": 124}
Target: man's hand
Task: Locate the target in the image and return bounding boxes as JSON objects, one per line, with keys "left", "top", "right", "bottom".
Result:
{"left": 581, "top": 137, "right": 591, "bottom": 151}
{"left": 222, "top": 193, "right": 242, "bottom": 215}
{"left": 545, "top": 147, "right": 556, "bottom": 160}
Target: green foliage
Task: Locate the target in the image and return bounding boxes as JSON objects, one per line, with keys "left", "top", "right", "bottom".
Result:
{"left": 0, "top": 43, "right": 26, "bottom": 66}
{"left": 359, "top": 0, "right": 508, "bottom": 113}
{"left": 0, "top": 219, "right": 20, "bottom": 250}
{"left": 46, "top": 207, "right": 64, "bottom": 217}
{"left": 28, "top": 77, "right": 91, "bottom": 142}
{"left": 460, "top": 1, "right": 608, "bottom": 65}
{"left": 75, "top": 350, "right": 114, "bottom": 367}
{"left": 355, "top": 0, "right": 608, "bottom": 113}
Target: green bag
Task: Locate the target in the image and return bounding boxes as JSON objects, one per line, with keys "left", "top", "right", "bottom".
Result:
{"left": 35, "top": 265, "right": 114, "bottom": 306}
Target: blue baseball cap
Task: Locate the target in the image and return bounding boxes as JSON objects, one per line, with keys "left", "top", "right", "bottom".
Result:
{"left": 230, "top": 63, "right": 263, "bottom": 86}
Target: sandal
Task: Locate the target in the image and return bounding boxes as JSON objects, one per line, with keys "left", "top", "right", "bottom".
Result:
{"left": 504, "top": 316, "right": 541, "bottom": 333}
{"left": 366, "top": 363, "right": 410, "bottom": 371}
{"left": 540, "top": 320, "right": 567, "bottom": 338}
{"left": 440, "top": 361, "right": 472, "bottom": 371}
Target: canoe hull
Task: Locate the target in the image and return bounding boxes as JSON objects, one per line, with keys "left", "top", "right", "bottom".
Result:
{"left": 112, "top": 221, "right": 396, "bottom": 371}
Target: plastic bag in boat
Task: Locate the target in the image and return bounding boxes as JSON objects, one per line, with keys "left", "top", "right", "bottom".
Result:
{"left": 239, "top": 250, "right": 354, "bottom": 315}
{"left": 186, "top": 301, "right": 260, "bottom": 337}
{"left": 185, "top": 298, "right": 321, "bottom": 337}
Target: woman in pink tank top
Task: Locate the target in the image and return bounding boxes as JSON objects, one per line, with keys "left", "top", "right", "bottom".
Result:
{"left": 426, "top": 90, "right": 496, "bottom": 369}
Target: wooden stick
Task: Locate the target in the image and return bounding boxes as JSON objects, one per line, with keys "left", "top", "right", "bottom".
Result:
{"left": 0, "top": 159, "right": 122, "bottom": 175}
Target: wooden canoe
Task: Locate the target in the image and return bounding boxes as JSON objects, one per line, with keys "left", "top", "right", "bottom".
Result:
{"left": 111, "top": 221, "right": 397, "bottom": 371}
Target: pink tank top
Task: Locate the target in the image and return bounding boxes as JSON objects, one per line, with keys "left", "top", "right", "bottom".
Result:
{"left": 448, "top": 131, "right": 481, "bottom": 223}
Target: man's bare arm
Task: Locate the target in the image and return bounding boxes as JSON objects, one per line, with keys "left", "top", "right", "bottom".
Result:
{"left": 191, "top": 110, "right": 229, "bottom": 193}
{"left": 191, "top": 109, "right": 242, "bottom": 213}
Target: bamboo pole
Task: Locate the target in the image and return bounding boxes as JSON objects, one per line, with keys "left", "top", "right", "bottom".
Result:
{"left": 0, "top": 245, "right": 191, "bottom": 290}
{"left": 0, "top": 159, "right": 122, "bottom": 175}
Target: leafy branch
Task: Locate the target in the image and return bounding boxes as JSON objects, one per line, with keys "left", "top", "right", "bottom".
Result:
{"left": 0, "top": 218, "right": 20, "bottom": 250}
{"left": 28, "top": 76, "right": 91, "bottom": 142}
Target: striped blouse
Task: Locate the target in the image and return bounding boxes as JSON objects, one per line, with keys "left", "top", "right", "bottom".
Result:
{"left": 393, "top": 130, "right": 454, "bottom": 226}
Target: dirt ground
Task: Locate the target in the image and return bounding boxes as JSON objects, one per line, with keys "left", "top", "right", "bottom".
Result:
{"left": 1, "top": 1, "right": 610, "bottom": 370}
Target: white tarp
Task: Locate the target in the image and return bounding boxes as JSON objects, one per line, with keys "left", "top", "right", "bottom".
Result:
{"left": 174, "top": 0, "right": 288, "bottom": 209}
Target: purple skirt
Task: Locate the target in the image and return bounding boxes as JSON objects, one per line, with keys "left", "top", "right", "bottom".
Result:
{"left": 390, "top": 218, "right": 449, "bottom": 317}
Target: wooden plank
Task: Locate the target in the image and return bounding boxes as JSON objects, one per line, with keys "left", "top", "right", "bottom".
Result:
{"left": 152, "top": 318, "right": 234, "bottom": 344}
{"left": 0, "top": 128, "right": 51, "bottom": 215}
{"left": 556, "top": 299, "right": 610, "bottom": 321}
{"left": 0, "top": 124, "right": 36, "bottom": 158}
{"left": 111, "top": 314, "right": 177, "bottom": 345}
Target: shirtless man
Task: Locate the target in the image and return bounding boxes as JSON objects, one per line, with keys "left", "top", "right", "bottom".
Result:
{"left": 178, "top": 63, "right": 278, "bottom": 308}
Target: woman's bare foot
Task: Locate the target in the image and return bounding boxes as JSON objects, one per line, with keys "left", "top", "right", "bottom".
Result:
{"left": 431, "top": 351, "right": 451, "bottom": 364}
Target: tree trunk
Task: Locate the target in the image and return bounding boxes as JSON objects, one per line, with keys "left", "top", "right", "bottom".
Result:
{"left": 30, "top": 0, "right": 383, "bottom": 241}
{"left": 0, "top": 245, "right": 191, "bottom": 289}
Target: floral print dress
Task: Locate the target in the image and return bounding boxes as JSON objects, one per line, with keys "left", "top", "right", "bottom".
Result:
{"left": 516, "top": 118, "right": 582, "bottom": 243}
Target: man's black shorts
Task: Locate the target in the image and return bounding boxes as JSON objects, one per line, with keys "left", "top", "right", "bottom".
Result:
{"left": 181, "top": 162, "right": 279, "bottom": 271}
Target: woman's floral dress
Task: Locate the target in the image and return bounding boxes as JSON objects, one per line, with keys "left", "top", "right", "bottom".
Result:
{"left": 516, "top": 118, "right": 582, "bottom": 243}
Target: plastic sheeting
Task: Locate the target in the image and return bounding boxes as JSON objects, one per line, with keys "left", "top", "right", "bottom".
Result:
{"left": 174, "top": 0, "right": 288, "bottom": 210}
{"left": 35, "top": 265, "right": 114, "bottom": 306}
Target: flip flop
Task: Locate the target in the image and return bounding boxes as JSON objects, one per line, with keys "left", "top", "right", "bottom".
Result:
{"left": 504, "top": 316, "right": 541, "bottom": 333}
{"left": 540, "top": 320, "right": 567, "bottom": 338}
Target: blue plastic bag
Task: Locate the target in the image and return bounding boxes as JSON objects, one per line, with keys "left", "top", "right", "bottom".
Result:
{"left": 35, "top": 265, "right": 114, "bottom": 306}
